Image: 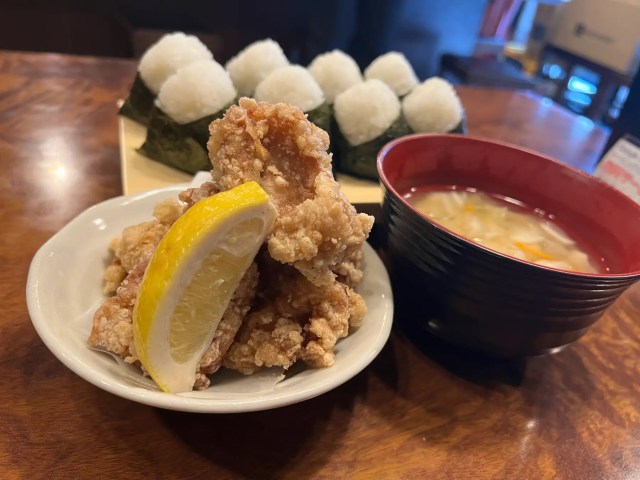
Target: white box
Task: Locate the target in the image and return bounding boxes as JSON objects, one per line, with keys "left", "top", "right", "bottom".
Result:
{"left": 595, "top": 136, "right": 640, "bottom": 205}
{"left": 548, "top": 0, "right": 640, "bottom": 75}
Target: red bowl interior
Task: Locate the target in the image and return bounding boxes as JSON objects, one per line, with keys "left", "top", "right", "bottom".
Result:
{"left": 377, "top": 134, "right": 640, "bottom": 276}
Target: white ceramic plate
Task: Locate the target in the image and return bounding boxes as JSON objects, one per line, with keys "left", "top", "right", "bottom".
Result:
{"left": 26, "top": 185, "right": 394, "bottom": 413}
{"left": 118, "top": 114, "right": 384, "bottom": 203}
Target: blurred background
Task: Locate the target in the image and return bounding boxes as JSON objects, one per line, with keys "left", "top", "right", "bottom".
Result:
{"left": 1, "top": 0, "right": 639, "bottom": 139}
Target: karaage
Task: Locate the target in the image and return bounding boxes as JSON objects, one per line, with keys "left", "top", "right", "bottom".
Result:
{"left": 89, "top": 99, "right": 374, "bottom": 389}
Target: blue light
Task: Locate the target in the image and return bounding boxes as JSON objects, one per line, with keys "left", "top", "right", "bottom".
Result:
{"left": 615, "top": 85, "right": 629, "bottom": 105}
{"left": 564, "top": 90, "right": 592, "bottom": 106}
{"left": 548, "top": 64, "right": 563, "bottom": 80}
{"left": 542, "top": 63, "right": 564, "bottom": 80}
{"left": 567, "top": 76, "right": 597, "bottom": 95}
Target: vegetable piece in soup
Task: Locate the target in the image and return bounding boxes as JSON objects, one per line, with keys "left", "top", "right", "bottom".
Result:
{"left": 405, "top": 188, "right": 599, "bottom": 273}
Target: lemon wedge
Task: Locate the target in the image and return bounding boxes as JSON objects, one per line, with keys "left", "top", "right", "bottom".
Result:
{"left": 133, "top": 181, "right": 276, "bottom": 393}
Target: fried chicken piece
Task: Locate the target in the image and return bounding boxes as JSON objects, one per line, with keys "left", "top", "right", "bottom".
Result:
{"left": 198, "top": 99, "right": 372, "bottom": 375}
{"left": 207, "top": 98, "right": 374, "bottom": 286}
{"left": 102, "top": 198, "right": 183, "bottom": 295}
{"left": 194, "top": 263, "right": 258, "bottom": 388}
{"left": 222, "top": 253, "right": 366, "bottom": 375}
{"left": 90, "top": 254, "right": 151, "bottom": 362}
{"left": 332, "top": 245, "right": 365, "bottom": 287}
{"left": 179, "top": 181, "right": 219, "bottom": 209}
{"left": 89, "top": 257, "right": 259, "bottom": 390}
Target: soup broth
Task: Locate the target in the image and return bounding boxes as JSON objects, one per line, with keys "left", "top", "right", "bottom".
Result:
{"left": 405, "top": 187, "right": 602, "bottom": 274}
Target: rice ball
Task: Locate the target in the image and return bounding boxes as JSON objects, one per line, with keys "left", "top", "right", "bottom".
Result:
{"left": 254, "top": 65, "right": 324, "bottom": 112}
{"left": 334, "top": 79, "right": 400, "bottom": 146}
{"left": 156, "top": 60, "right": 236, "bottom": 124}
{"left": 308, "top": 50, "right": 363, "bottom": 104}
{"left": 402, "top": 77, "right": 463, "bottom": 133}
{"left": 225, "top": 39, "right": 289, "bottom": 97}
{"left": 364, "top": 52, "right": 418, "bottom": 96}
{"left": 138, "top": 32, "right": 213, "bottom": 95}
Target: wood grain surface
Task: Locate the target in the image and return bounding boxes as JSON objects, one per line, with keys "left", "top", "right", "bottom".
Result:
{"left": 3, "top": 49, "right": 638, "bottom": 480}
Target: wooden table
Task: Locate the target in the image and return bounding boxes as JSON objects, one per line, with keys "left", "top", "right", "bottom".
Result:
{"left": 3, "top": 50, "right": 638, "bottom": 479}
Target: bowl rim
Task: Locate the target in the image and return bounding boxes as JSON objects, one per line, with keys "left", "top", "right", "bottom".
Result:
{"left": 377, "top": 133, "right": 640, "bottom": 280}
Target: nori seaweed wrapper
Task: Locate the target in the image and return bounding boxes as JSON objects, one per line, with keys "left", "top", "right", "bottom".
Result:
{"left": 449, "top": 111, "right": 467, "bottom": 134}
{"left": 306, "top": 103, "right": 332, "bottom": 139}
{"left": 183, "top": 100, "right": 234, "bottom": 147}
{"left": 306, "top": 103, "right": 338, "bottom": 172}
{"left": 336, "top": 114, "right": 412, "bottom": 180}
{"left": 119, "top": 73, "right": 155, "bottom": 126}
{"left": 138, "top": 106, "right": 225, "bottom": 174}
{"left": 329, "top": 113, "right": 341, "bottom": 176}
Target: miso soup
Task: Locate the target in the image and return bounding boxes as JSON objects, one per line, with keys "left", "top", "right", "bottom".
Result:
{"left": 405, "top": 187, "right": 602, "bottom": 273}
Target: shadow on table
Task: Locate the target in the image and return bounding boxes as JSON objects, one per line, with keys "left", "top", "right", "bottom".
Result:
{"left": 154, "top": 371, "right": 369, "bottom": 479}
{"left": 393, "top": 311, "right": 529, "bottom": 388}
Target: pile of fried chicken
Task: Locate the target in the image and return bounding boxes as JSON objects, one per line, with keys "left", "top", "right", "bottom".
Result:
{"left": 89, "top": 99, "right": 374, "bottom": 390}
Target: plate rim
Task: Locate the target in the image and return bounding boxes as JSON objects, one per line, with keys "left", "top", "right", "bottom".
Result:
{"left": 26, "top": 185, "right": 394, "bottom": 413}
